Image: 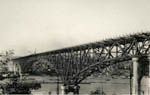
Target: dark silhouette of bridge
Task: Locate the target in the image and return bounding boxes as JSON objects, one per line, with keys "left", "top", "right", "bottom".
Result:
{"left": 13, "top": 32, "right": 150, "bottom": 95}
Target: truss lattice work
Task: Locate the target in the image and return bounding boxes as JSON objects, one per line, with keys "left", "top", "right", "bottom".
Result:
{"left": 13, "top": 32, "right": 150, "bottom": 86}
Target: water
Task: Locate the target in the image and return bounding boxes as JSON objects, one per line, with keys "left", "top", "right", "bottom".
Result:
{"left": 29, "top": 75, "right": 149, "bottom": 95}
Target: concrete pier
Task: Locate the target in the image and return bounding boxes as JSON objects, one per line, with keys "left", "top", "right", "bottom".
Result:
{"left": 148, "top": 55, "right": 150, "bottom": 95}
{"left": 18, "top": 64, "right": 22, "bottom": 80}
{"left": 61, "top": 85, "right": 66, "bottom": 95}
{"left": 132, "top": 57, "right": 139, "bottom": 95}
{"left": 73, "top": 85, "right": 80, "bottom": 94}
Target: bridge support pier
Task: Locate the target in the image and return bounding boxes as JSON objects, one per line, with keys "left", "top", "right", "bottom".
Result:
{"left": 132, "top": 57, "right": 142, "bottom": 95}
{"left": 13, "top": 63, "right": 17, "bottom": 75}
{"left": 60, "top": 85, "right": 80, "bottom": 95}
{"left": 18, "top": 64, "right": 23, "bottom": 80}
{"left": 148, "top": 55, "right": 150, "bottom": 95}
{"left": 61, "top": 85, "right": 66, "bottom": 95}
{"left": 73, "top": 85, "right": 80, "bottom": 94}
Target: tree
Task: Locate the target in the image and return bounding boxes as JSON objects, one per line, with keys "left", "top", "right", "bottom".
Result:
{"left": 0, "top": 50, "right": 14, "bottom": 65}
{"left": 0, "top": 50, "right": 15, "bottom": 79}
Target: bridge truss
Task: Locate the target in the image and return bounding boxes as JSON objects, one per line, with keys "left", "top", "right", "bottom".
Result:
{"left": 13, "top": 32, "right": 150, "bottom": 94}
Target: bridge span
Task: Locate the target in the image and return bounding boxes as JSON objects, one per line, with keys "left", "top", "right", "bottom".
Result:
{"left": 13, "top": 32, "right": 150, "bottom": 95}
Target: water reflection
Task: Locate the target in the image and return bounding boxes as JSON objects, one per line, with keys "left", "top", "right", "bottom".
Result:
{"left": 28, "top": 75, "right": 149, "bottom": 95}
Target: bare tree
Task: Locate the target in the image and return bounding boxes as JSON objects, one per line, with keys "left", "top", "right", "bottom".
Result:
{"left": 0, "top": 50, "right": 15, "bottom": 65}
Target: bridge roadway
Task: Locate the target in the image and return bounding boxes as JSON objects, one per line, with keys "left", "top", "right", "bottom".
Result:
{"left": 13, "top": 32, "right": 150, "bottom": 95}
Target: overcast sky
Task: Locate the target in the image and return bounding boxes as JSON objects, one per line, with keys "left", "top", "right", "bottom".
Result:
{"left": 0, "top": 0, "right": 150, "bottom": 56}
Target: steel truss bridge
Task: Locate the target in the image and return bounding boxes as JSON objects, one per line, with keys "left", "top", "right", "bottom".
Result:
{"left": 13, "top": 32, "right": 150, "bottom": 95}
